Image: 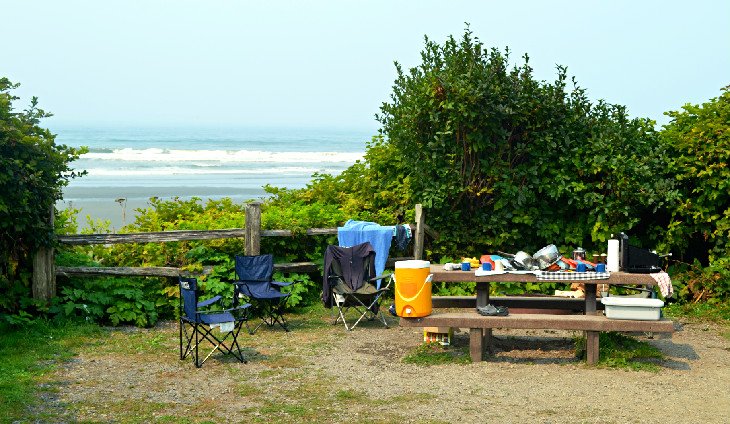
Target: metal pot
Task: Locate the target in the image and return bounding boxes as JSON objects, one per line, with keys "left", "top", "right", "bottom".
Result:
{"left": 533, "top": 244, "right": 562, "bottom": 270}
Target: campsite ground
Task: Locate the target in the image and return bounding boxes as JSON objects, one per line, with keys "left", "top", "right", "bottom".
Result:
{"left": 25, "top": 307, "right": 730, "bottom": 423}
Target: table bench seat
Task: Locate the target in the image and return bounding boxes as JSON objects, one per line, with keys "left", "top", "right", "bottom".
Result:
{"left": 400, "top": 312, "right": 675, "bottom": 364}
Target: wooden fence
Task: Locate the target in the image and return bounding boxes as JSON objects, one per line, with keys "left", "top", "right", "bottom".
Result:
{"left": 33, "top": 203, "right": 434, "bottom": 300}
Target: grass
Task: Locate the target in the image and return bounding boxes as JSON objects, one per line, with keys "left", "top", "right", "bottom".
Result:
{"left": 575, "top": 331, "right": 665, "bottom": 372}
{"left": 0, "top": 319, "right": 102, "bottom": 423}
{"left": 664, "top": 300, "right": 730, "bottom": 323}
{"left": 401, "top": 341, "right": 471, "bottom": 365}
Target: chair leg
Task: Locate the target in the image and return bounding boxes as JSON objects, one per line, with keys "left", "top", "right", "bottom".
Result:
{"left": 195, "top": 323, "right": 201, "bottom": 368}
{"left": 179, "top": 318, "right": 184, "bottom": 360}
{"left": 228, "top": 323, "right": 247, "bottom": 364}
{"left": 180, "top": 321, "right": 196, "bottom": 362}
{"left": 339, "top": 293, "right": 390, "bottom": 331}
{"left": 248, "top": 299, "right": 290, "bottom": 333}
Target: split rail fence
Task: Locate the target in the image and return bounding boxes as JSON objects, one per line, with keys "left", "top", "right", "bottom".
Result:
{"left": 32, "top": 203, "right": 434, "bottom": 301}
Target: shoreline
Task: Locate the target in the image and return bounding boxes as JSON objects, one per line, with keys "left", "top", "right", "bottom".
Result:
{"left": 59, "top": 186, "right": 271, "bottom": 231}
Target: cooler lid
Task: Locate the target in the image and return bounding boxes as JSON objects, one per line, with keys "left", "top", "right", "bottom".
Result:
{"left": 395, "top": 260, "right": 430, "bottom": 269}
{"left": 600, "top": 297, "right": 664, "bottom": 307}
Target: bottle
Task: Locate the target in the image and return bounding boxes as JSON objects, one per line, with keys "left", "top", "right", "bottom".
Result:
{"left": 607, "top": 236, "right": 620, "bottom": 272}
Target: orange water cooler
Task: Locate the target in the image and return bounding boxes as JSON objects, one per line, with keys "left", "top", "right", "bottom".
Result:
{"left": 394, "top": 260, "right": 433, "bottom": 317}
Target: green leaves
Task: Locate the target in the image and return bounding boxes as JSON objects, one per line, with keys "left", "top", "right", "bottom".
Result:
{"left": 1, "top": 77, "right": 86, "bottom": 317}
{"left": 661, "top": 86, "right": 730, "bottom": 264}
{"left": 375, "top": 28, "right": 674, "bottom": 258}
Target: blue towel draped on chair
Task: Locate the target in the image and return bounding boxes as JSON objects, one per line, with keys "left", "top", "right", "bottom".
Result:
{"left": 337, "top": 219, "right": 393, "bottom": 289}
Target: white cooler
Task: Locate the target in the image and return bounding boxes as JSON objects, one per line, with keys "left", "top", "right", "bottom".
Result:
{"left": 601, "top": 296, "right": 664, "bottom": 320}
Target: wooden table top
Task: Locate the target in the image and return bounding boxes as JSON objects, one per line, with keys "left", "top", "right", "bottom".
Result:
{"left": 429, "top": 265, "right": 656, "bottom": 285}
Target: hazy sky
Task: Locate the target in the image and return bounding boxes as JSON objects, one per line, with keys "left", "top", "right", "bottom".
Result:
{"left": 2, "top": 0, "right": 728, "bottom": 131}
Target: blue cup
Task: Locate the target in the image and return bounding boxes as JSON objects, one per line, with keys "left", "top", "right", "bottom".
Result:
{"left": 596, "top": 263, "right": 606, "bottom": 273}
{"left": 576, "top": 263, "right": 586, "bottom": 272}
{"left": 461, "top": 262, "right": 471, "bottom": 271}
{"left": 482, "top": 262, "right": 492, "bottom": 271}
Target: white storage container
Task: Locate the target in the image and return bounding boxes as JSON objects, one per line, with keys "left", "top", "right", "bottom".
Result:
{"left": 601, "top": 296, "right": 664, "bottom": 320}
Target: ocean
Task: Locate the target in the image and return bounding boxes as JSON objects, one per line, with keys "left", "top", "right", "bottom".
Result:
{"left": 54, "top": 125, "right": 371, "bottom": 230}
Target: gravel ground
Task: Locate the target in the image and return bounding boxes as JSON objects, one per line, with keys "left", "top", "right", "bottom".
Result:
{"left": 41, "top": 313, "right": 730, "bottom": 423}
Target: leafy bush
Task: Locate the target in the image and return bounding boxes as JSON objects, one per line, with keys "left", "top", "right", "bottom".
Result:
{"left": 375, "top": 28, "right": 675, "bottom": 259}
{"left": 660, "top": 86, "right": 730, "bottom": 264}
{"left": 669, "top": 259, "right": 730, "bottom": 303}
{"left": 52, "top": 197, "right": 344, "bottom": 325}
{"left": 0, "top": 78, "right": 85, "bottom": 321}
{"left": 51, "top": 251, "right": 164, "bottom": 327}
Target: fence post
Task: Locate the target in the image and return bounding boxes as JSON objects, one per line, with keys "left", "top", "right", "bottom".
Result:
{"left": 245, "top": 202, "right": 261, "bottom": 255}
{"left": 414, "top": 203, "right": 425, "bottom": 260}
{"left": 32, "top": 206, "right": 56, "bottom": 301}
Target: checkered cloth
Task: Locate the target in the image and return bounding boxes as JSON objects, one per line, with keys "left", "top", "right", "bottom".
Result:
{"left": 650, "top": 272, "right": 673, "bottom": 298}
{"left": 537, "top": 271, "right": 611, "bottom": 281}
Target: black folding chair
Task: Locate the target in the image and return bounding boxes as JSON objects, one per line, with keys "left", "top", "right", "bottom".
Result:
{"left": 233, "top": 254, "right": 293, "bottom": 334}
{"left": 322, "top": 243, "right": 393, "bottom": 331}
{"left": 178, "top": 276, "right": 251, "bottom": 367}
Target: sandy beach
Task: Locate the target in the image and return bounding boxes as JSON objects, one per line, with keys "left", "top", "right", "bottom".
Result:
{"left": 58, "top": 185, "right": 267, "bottom": 231}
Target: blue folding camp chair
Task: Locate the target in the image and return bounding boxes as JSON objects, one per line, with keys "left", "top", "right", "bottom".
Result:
{"left": 179, "top": 276, "right": 251, "bottom": 367}
{"left": 233, "top": 254, "right": 293, "bottom": 334}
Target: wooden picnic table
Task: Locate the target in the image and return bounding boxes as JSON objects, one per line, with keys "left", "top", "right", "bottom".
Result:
{"left": 399, "top": 266, "right": 669, "bottom": 364}
{"left": 429, "top": 265, "right": 657, "bottom": 313}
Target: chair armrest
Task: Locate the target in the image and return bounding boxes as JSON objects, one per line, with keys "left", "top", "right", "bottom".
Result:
{"left": 369, "top": 273, "right": 393, "bottom": 281}
{"left": 197, "top": 295, "right": 222, "bottom": 308}
{"left": 222, "top": 303, "right": 252, "bottom": 313}
{"left": 368, "top": 273, "right": 393, "bottom": 283}
{"left": 368, "top": 273, "right": 394, "bottom": 289}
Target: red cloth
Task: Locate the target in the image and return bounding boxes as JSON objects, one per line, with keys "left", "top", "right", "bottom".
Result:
{"left": 650, "top": 272, "right": 673, "bottom": 298}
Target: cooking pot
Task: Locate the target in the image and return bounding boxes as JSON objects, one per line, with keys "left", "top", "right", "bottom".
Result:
{"left": 533, "top": 244, "right": 562, "bottom": 270}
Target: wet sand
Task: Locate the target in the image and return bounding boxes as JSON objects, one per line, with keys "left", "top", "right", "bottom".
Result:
{"left": 58, "top": 186, "right": 268, "bottom": 231}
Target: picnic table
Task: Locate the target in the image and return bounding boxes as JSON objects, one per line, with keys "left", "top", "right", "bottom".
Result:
{"left": 399, "top": 265, "right": 675, "bottom": 364}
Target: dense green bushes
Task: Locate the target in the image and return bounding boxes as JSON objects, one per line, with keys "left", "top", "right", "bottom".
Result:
{"left": 53, "top": 198, "right": 348, "bottom": 325}
{"left": 375, "top": 30, "right": 676, "bottom": 257}
{"left": 660, "top": 87, "right": 730, "bottom": 264}
{"left": 0, "top": 78, "right": 85, "bottom": 322}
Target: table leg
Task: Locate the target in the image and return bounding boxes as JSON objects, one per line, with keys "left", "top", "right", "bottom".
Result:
{"left": 470, "top": 328, "right": 483, "bottom": 362}
{"left": 476, "top": 282, "right": 492, "bottom": 354}
{"left": 476, "top": 281, "right": 489, "bottom": 307}
{"left": 585, "top": 284, "right": 597, "bottom": 314}
{"left": 586, "top": 331, "right": 599, "bottom": 364}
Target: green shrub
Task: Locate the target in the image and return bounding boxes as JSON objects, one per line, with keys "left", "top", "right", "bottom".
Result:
{"left": 669, "top": 259, "right": 730, "bottom": 303}
{"left": 0, "top": 77, "right": 86, "bottom": 322}
{"left": 660, "top": 86, "right": 730, "bottom": 265}
{"left": 375, "top": 28, "right": 675, "bottom": 259}
{"left": 52, "top": 250, "right": 165, "bottom": 327}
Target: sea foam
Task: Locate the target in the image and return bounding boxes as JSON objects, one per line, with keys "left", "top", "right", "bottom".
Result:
{"left": 82, "top": 148, "right": 364, "bottom": 163}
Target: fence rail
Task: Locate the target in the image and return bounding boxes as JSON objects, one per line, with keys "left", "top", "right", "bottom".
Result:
{"left": 57, "top": 228, "right": 345, "bottom": 245}
{"left": 33, "top": 203, "right": 431, "bottom": 300}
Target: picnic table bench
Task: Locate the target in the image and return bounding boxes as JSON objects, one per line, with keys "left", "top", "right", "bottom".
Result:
{"left": 400, "top": 311, "right": 675, "bottom": 363}
{"left": 399, "top": 266, "right": 676, "bottom": 364}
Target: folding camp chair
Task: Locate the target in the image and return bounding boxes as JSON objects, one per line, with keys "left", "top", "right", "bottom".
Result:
{"left": 178, "top": 276, "right": 251, "bottom": 368}
{"left": 322, "top": 243, "right": 393, "bottom": 331}
{"left": 233, "top": 254, "right": 293, "bottom": 334}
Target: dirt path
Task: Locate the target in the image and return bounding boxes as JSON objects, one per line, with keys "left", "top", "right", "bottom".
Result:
{"left": 42, "top": 314, "right": 730, "bottom": 423}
